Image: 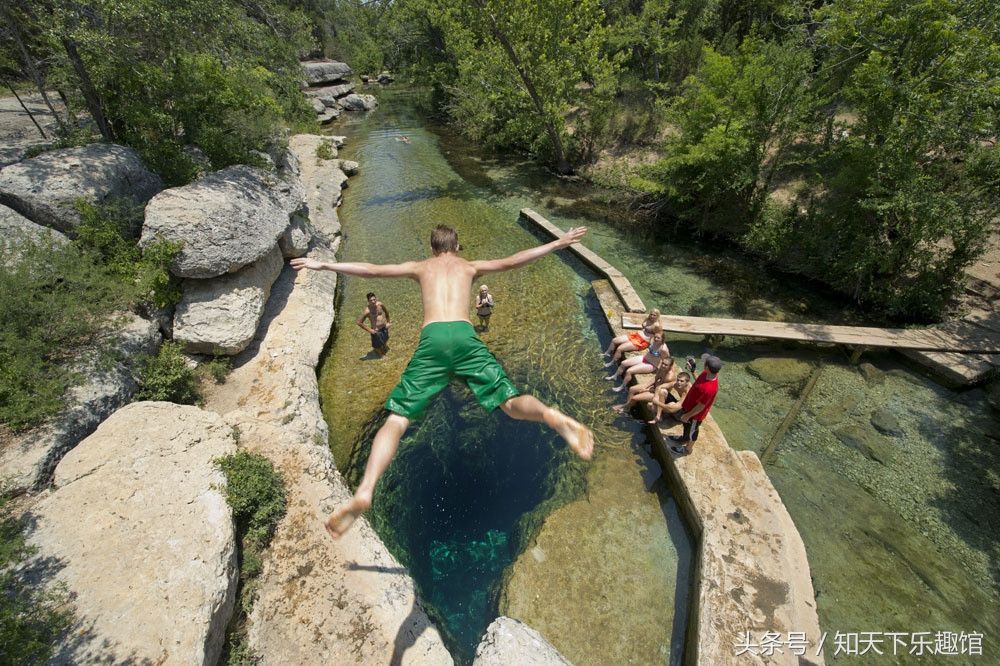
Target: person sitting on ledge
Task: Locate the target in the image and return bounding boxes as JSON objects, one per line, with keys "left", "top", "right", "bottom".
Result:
{"left": 648, "top": 371, "right": 692, "bottom": 424}
{"left": 291, "top": 224, "right": 594, "bottom": 539}
{"left": 605, "top": 331, "right": 670, "bottom": 392}
{"left": 602, "top": 310, "right": 660, "bottom": 365}
{"left": 613, "top": 356, "right": 677, "bottom": 415}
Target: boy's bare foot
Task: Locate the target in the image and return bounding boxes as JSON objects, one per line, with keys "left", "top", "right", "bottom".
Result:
{"left": 604, "top": 374, "right": 618, "bottom": 380}
{"left": 612, "top": 384, "right": 625, "bottom": 392}
{"left": 612, "top": 403, "right": 627, "bottom": 412}
{"left": 324, "top": 492, "right": 372, "bottom": 540}
{"left": 548, "top": 409, "right": 594, "bottom": 460}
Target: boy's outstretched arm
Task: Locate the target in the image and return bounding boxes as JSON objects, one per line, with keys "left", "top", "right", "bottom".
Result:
{"left": 290, "top": 257, "right": 419, "bottom": 278}
{"left": 470, "top": 227, "right": 587, "bottom": 275}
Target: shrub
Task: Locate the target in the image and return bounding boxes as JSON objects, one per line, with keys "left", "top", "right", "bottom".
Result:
{"left": 315, "top": 139, "right": 336, "bottom": 161}
{"left": 0, "top": 497, "right": 73, "bottom": 663}
{"left": 135, "top": 342, "right": 200, "bottom": 404}
{"left": 74, "top": 199, "right": 183, "bottom": 309}
{"left": 199, "top": 357, "right": 231, "bottom": 384}
{"left": 0, "top": 239, "right": 132, "bottom": 430}
{"left": 216, "top": 451, "right": 286, "bottom": 664}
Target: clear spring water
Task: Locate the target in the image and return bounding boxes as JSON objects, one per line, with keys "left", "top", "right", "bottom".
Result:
{"left": 318, "top": 88, "right": 999, "bottom": 664}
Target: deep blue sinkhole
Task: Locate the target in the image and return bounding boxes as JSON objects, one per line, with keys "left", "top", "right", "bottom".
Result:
{"left": 345, "top": 383, "right": 581, "bottom": 663}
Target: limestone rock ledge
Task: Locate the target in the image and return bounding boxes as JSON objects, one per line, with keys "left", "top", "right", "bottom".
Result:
{"left": 23, "top": 402, "right": 238, "bottom": 664}
{"left": 200, "top": 133, "right": 451, "bottom": 664}
{"left": 473, "top": 617, "right": 571, "bottom": 666}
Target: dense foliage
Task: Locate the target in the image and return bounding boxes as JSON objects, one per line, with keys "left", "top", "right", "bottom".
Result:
{"left": 0, "top": 200, "right": 180, "bottom": 431}
{"left": 304, "top": 0, "right": 998, "bottom": 319}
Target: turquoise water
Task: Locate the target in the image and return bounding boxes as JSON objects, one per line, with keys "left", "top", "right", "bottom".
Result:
{"left": 319, "top": 87, "right": 1000, "bottom": 664}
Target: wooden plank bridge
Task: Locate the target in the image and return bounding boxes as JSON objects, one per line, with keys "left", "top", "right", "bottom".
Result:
{"left": 523, "top": 207, "right": 1000, "bottom": 382}
{"left": 619, "top": 312, "right": 1000, "bottom": 354}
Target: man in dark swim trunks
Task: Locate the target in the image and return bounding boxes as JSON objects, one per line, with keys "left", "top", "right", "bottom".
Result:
{"left": 291, "top": 224, "right": 594, "bottom": 538}
{"left": 358, "top": 292, "right": 390, "bottom": 353}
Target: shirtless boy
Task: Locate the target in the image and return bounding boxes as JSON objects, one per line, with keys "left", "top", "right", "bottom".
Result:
{"left": 359, "top": 292, "right": 391, "bottom": 353}
{"left": 291, "top": 224, "right": 594, "bottom": 539}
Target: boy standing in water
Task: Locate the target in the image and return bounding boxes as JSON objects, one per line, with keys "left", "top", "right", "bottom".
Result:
{"left": 358, "top": 292, "right": 391, "bottom": 354}
{"left": 291, "top": 224, "right": 594, "bottom": 539}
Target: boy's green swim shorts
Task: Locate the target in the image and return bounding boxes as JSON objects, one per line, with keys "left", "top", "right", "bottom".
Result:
{"left": 385, "top": 321, "right": 520, "bottom": 419}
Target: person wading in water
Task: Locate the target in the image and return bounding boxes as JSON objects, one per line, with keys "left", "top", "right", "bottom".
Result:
{"left": 291, "top": 224, "right": 594, "bottom": 538}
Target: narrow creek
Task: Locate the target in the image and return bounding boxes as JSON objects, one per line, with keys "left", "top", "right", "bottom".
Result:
{"left": 318, "top": 88, "right": 1000, "bottom": 664}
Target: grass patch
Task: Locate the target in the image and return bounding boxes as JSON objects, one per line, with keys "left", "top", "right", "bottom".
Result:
{"left": 315, "top": 139, "right": 336, "bottom": 161}
{"left": 216, "top": 451, "right": 286, "bottom": 665}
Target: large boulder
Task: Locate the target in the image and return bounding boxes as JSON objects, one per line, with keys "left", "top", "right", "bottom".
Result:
{"left": 301, "top": 60, "right": 353, "bottom": 86}
{"left": 0, "top": 313, "right": 161, "bottom": 493}
{"left": 278, "top": 212, "right": 312, "bottom": 259}
{"left": 306, "top": 83, "right": 356, "bottom": 107}
{"left": 0, "top": 203, "right": 69, "bottom": 268}
{"left": 0, "top": 143, "right": 162, "bottom": 234}
{"left": 141, "top": 165, "right": 304, "bottom": 279}
{"left": 173, "top": 247, "right": 284, "bottom": 355}
{"left": 473, "top": 617, "right": 571, "bottom": 666}
{"left": 338, "top": 93, "right": 379, "bottom": 112}
{"left": 25, "top": 402, "right": 238, "bottom": 664}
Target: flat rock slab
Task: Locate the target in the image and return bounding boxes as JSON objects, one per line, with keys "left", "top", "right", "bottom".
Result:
{"left": 301, "top": 60, "right": 353, "bottom": 86}
{"left": 0, "top": 143, "right": 162, "bottom": 234}
{"left": 288, "top": 135, "right": 349, "bottom": 239}
{"left": 141, "top": 164, "right": 304, "bottom": 279}
{"left": 25, "top": 402, "right": 238, "bottom": 664}
{"left": 473, "top": 617, "right": 570, "bottom": 666}
{"left": 174, "top": 246, "right": 284, "bottom": 355}
{"left": 306, "top": 83, "right": 356, "bottom": 106}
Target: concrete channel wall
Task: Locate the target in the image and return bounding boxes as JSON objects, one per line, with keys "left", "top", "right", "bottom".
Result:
{"left": 523, "top": 208, "right": 824, "bottom": 665}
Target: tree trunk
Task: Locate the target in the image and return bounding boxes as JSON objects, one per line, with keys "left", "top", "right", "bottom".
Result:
{"left": 2, "top": 77, "right": 47, "bottom": 139}
{"left": 476, "top": 1, "right": 573, "bottom": 174}
{"left": 61, "top": 36, "right": 114, "bottom": 141}
{"left": 0, "top": 3, "right": 67, "bottom": 133}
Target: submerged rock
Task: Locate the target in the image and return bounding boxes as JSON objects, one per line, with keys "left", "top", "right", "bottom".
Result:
{"left": 870, "top": 407, "right": 904, "bottom": 437}
{"left": 858, "top": 362, "right": 885, "bottom": 384}
{"left": 473, "top": 617, "right": 571, "bottom": 666}
{"left": 834, "top": 424, "right": 894, "bottom": 464}
{"left": 0, "top": 143, "right": 162, "bottom": 234}
{"left": 25, "top": 402, "right": 237, "bottom": 664}
{"left": 810, "top": 393, "right": 860, "bottom": 427}
{"left": 747, "top": 356, "right": 813, "bottom": 387}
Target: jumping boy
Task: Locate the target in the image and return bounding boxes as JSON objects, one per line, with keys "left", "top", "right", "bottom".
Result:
{"left": 291, "top": 224, "right": 594, "bottom": 539}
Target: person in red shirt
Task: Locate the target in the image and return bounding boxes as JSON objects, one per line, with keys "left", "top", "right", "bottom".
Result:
{"left": 669, "top": 354, "right": 722, "bottom": 455}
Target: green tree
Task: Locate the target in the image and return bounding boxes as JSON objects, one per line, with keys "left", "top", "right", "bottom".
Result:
{"left": 801, "top": 0, "right": 1000, "bottom": 316}
{"left": 639, "top": 35, "right": 816, "bottom": 234}
{"left": 416, "top": 0, "right": 619, "bottom": 172}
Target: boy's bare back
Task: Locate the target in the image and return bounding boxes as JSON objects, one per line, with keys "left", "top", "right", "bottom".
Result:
{"left": 412, "top": 253, "right": 478, "bottom": 326}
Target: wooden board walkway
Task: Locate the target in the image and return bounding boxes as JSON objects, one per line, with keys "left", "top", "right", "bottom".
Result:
{"left": 519, "top": 208, "right": 647, "bottom": 313}
{"left": 621, "top": 312, "right": 1000, "bottom": 354}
